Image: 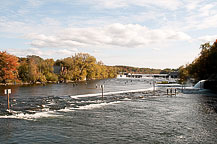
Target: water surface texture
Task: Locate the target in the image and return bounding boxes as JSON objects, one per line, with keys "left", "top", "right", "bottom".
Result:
{"left": 0, "top": 78, "right": 217, "bottom": 143}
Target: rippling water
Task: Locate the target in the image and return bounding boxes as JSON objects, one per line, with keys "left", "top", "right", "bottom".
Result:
{"left": 0, "top": 78, "right": 217, "bottom": 143}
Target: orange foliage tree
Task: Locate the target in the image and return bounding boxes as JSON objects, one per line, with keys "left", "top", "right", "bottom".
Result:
{"left": 0, "top": 51, "right": 19, "bottom": 83}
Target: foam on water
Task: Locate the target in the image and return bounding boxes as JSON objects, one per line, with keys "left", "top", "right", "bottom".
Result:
{"left": 0, "top": 110, "right": 59, "bottom": 120}
{"left": 0, "top": 87, "right": 154, "bottom": 120}
{"left": 123, "top": 98, "right": 131, "bottom": 101}
{"left": 57, "top": 107, "right": 74, "bottom": 112}
{"left": 0, "top": 101, "right": 122, "bottom": 120}
{"left": 71, "top": 87, "right": 153, "bottom": 99}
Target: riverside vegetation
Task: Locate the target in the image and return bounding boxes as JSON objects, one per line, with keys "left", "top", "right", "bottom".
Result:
{"left": 0, "top": 52, "right": 177, "bottom": 85}
{"left": 0, "top": 52, "right": 117, "bottom": 84}
{"left": 179, "top": 40, "right": 217, "bottom": 83}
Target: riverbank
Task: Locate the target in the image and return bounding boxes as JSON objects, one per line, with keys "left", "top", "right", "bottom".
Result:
{"left": 0, "top": 78, "right": 103, "bottom": 86}
{"left": 0, "top": 81, "right": 58, "bottom": 86}
{"left": 0, "top": 80, "right": 73, "bottom": 86}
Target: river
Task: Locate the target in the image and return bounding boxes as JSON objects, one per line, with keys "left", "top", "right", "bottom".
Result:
{"left": 0, "top": 78, "right": 217, "bottom": 143}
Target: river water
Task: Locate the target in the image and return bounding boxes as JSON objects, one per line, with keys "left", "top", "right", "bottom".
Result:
{"left": 0, "top": 78, "right": 217, "bottom": 143}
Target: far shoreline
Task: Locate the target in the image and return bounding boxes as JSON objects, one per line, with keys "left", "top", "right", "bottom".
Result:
{"left": 0, "top": 78, "right": 110, "bottom": 86}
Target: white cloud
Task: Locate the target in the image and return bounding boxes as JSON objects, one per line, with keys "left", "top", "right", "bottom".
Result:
{"left": 0, "top": 16, "right": 61, "bottom": 35}
{"left": 196, "top": 14, "right": 217, "bottom": 29}
{"left": 93, "top": 0, "right": 128, "bottom": 9}
{"left": 0, "top": 17, "right": 31, "bottom": 34}
{"left": 184, "top": 0, "right": 203, "bottom": 11}
{"left": 27, "top": 0, "right": 44, "bottom": 7}
{"left": 180, "top": 1, "right": 217, "bottom": 30}
{"left": 41, "top": 17, "right": 61, "bottom": 26}
{"left": 27, "top": 33, "right": 87, "bottom": 48}
{"left": 198, "top": 35, "right": 217, "bottom": 43}
{"left": 152, "top": 48, "right": 160, "bottom": 51}
{"left": 3, "top": 0, "right": 216, "bottom": 68}
{"left": 8, "top": 47, "right": 48, "bottom": 57}
{"left": 183, "top": 12, "right": 217, "bottom": 31}
{"left": 28, "top": 47, "right": 43, "bottom": 55}
{"left": 25, "top": 23, "right": 191, "bottom": 49}
{"left": 57, "top": 49, "right": 78, "bottom": 55}
{"left": 133, "top": 0, "right": 182, "bottom": 10}
{"left": 198, "top": 3, "right": 215, "bottom": 17}
{"left": 7, "top": 47, "right": 79, "bottom": 59}
{"left": 84, "top": 0, "right": 182, "bottom": 10}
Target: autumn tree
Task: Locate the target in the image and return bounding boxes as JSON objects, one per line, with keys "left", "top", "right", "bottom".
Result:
{"left": 56, "top": 53, "right": 117, "bottom": 81}
{"left": 0, "top": 51, "right": 19, "bottom": 83}
{"left": 1, "top": 51, "right": 117, "bottom": 84}
{"left": 18, "top": 56, "right": 57, "bottom": 83}
{"left": 179, "top": 40, "right": 217, "bottom": 82}
{"left": 85, "top": 55, "right": 97, "bottom": 80}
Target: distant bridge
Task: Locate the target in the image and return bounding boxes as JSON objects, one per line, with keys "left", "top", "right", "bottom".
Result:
{"left": 118, "top": 72, "right": 178, "bottom": 78}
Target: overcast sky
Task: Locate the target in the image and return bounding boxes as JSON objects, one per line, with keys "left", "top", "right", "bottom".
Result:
{"left": 0, "top": 0, "right": 217, "bottom": 69}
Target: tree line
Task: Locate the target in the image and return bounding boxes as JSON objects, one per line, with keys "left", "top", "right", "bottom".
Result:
{"left": 0, "top": 52, "right": 117, "bottom": 84}
{"left": 179, "top": 40, "right": 217, "bottom": 83}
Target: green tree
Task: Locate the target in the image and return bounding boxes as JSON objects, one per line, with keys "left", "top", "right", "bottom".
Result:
{"left": 18, "top": 58, "right": 29, "bottom": 82}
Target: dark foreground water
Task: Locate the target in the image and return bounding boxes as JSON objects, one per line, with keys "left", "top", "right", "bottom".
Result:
{"left": 0, "top": 78, "right": 217, "bottom": 143}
